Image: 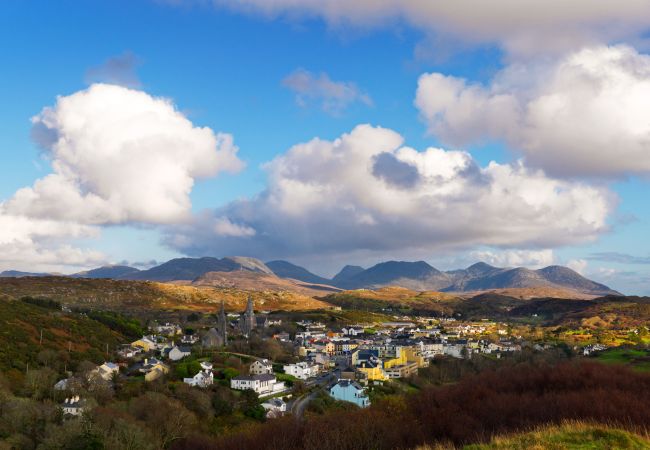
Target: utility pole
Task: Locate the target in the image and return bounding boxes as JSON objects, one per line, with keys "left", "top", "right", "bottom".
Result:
{"left": 39, "top": 329, "right": 43, "bottom": 345}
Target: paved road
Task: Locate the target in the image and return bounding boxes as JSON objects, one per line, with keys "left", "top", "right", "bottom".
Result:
{"left": 290, "top": 371, "right": 338, "bottom": 419}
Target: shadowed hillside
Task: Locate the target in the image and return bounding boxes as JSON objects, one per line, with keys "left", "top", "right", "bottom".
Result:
{"left": 0, "top": 276, "right": 330, "bottom": 313}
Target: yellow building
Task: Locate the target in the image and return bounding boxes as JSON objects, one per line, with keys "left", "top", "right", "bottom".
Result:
{"left": 356, "top": 361, "right": 389, "bottom": 382}
{"left": 131, "top": 336, "right": 157, "bottom": 352}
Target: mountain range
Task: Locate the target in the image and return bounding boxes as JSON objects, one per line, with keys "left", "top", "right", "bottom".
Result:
{"left": 0, "top": 257, "right": 620, "bottom": 297}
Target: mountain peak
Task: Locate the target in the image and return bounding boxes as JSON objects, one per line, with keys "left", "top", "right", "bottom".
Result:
{"left": 265, "top": 260, "right": 331, "bottom": 285}
{"left": 332, "top": 265, "right": 365, "bottom": 283}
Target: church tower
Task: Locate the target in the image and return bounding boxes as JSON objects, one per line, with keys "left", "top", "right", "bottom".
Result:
{"left": 241, "top": 295, "right": 256, "bottom": 336}
{"left": 218, "top": 300, "right": 228, "bottom": 346}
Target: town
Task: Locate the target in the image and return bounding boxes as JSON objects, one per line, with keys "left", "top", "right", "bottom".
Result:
{"left": 50, "top": 296, "right": 551, "bottom": 421}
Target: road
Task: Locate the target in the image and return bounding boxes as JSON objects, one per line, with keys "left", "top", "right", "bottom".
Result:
{"left": 290, "top": 370, "right": 338, "bottom": 418}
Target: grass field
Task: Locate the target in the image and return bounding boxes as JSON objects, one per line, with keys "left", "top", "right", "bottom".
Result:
{"left": 462, "top": 422, "right": 650, "bottom": 449}
{"left": 594, "top": 348, "right": 650, "bottom": 372}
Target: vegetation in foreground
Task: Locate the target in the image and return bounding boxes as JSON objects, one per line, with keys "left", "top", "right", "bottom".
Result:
{"left": 462, "top": 422, "right": 650, "bottom": 450}
{"left": 173, "top": 362, "right": 650, "bottom": 450}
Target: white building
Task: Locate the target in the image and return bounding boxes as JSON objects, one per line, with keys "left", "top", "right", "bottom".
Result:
{"left": 94, "top": 362, "right": 120, "bottom": 381}
{"left": 250, "top": 359, "right": 274, "bottom": 375}
{"left": 230, "top": 374, "right": 286, "bottom": 395}
{"left": 166, "top": 345, "right": 192, "bottom": 361}
{"left": 283, "top": 362, "right": 318, "bottom": 380}
{"left": 261, "top": 398, "right": 287, "bottom": 418}
{"left": 184, "top": 369, "right": 213, "bottom": 388}
{"left": 61, "top": 396, "right": 85, "bottom": 416}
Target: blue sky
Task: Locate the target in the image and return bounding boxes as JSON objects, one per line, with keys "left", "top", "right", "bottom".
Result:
{"left": 1, "top": 1, "right": 649, "bottom": 294}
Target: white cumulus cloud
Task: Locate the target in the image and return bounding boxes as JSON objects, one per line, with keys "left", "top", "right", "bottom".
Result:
{"left": 165, "top": 124, "right": 613, "bottom": 263}
{"left": 415, "top": 45, "right": 650, "bottom": 178}
{"left": 0, "top": 83, "right": 243, "bottom": 272}
{"left": 7, "top": 83, "right": 244, "bottom": 225}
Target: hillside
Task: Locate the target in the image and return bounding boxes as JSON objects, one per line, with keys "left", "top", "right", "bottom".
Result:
{"left": 192, "top": 270, "right": 340, "bottom": 296}
{"left": 323, "top": 286, "right": 461, "bottom": 315}
{"left": 461, "top": 422, "right": 650, "bottom": 450}
{"left": 0, "top": 276, "right": 330, "bottom": 313}
{"left": 0, "top": 299, "right": 128, "bottom": 371}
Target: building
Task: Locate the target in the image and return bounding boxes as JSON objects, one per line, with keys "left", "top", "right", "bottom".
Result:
{"left": 61, "top": 396, "right": 86, "bottom": 416}
{"left": 356, "top": 360, "right": 389, "bottom": 382}
{"left": 184, "top": 369, "right": 213, "bottom": 388}
{"left": 329, "top": 380, "right": 370, "bottom": 408}
{"left": 230, "top": 374, "right": 286, "bottom": 395}
{"left": 283, "top": 362, "right": 318, "bottom": 380}
{"left": 131, "top": 336, "right": 158, "bottom": 352}
{"left": 250, "top": 359, "right": 274, "bottom": 375}
{"left": 137, "top": 358, "right": 170, "bottom": 382}
{"left": 181, "top": 334, "right": 199, "bottom": 345}
{"left": 217, "top": 300, "right": 228, "bottom": 346}
{"left": 94, "top": 362, "right": 119, "bottom": 381}
{"left": 165, "top": 345, "right": 192, "bottom": 361}
{"left": 202, "top": 327, "right": 225, "bottom": 348}
{"left": 261, "top": 398, "right": 287, "bottom": 418}
{"left": 240, "top": 296, "right": 256, "bottom": 336}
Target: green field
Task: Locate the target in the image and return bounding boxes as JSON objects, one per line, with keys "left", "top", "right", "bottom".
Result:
{"left": 594, "top": 348, "right": 650, "bottom": 372}
{"left": 464, "top": 422, "right": 650, "bottom": 450}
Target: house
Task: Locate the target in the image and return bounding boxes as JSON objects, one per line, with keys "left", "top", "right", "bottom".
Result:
{"left": 61, "top": 396, "right": 86, "bottom": 416}
{"left": 153, "top": 323, "right": 182, "bottom": 336}
{"left": 356, "top": 360, "right": 389, "bottom": 382}
{"left": 94, "top": 362, "right": 120, "bottom": 381}
{"left": 136, "top": 357, "right": 170, "bottom": 382}
{"left": 342, "top": 327, "right": 364, "bottom": 336}
{"left": 250, "top": 359, "right": 274, "bottom": 375}
{"left": 165, "top": 345, "right": 192, "bottom": 361}
{"left": 54, "top": 378, "right": 74, "bottom": 391}
{"left": 181, "top": 334, "right": 199, "bottom": 345}
{"left": 261, "top": 398, "right": 287, "bottom": 418}
{"left": 329, "top": 380, "right": 370, "bottom": 408}
{"left": 184, "top": 369, "right": 213, "bottom": 388}
{"left": 283, "top": 362, "right": 318, "bottom": 380}
{"left": 231, "top": 374, "right": 286, "bottom": 395}
{"left": 131, "top": 336, "right": 158, "bottom": 352}
{"left": 117, "top": 346, "right": 141, "bottom": 359}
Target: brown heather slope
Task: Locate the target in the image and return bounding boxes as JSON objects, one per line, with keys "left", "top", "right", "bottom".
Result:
{"left": 323, "top": 286, "right": 463, "bottom": 314}
{"left": 455, "top": 287, "right": 597, "bottom": 300}
{"left": 0, "top": 276, "right": 330, "bottom": 313}
{"left": 191, "top": 270, "right": 340, "bottom": 297}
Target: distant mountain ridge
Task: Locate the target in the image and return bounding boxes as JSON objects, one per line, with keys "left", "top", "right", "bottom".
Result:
{"left": 0, "top": 256, "right": 620, "bottom": 296}
{"left": 72, "top": 265, "right": 140, "bottom": 279}
{"left": 123, "top": 256, "right": 273, "bottom": 282}
{"left": 265, "top": 260, "right": 331, "bottom": 285}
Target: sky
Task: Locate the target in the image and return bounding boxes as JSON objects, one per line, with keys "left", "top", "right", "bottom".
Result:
{"left": 1, "top": 0, "right": 650, "bottom": 294}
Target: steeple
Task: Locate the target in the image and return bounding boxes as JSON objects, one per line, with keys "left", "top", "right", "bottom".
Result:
{"left": 218, "top": 300, "right": 228, "bottom": 346}
{"left": 240, "top": 295, "right": 256, "bottom": 337}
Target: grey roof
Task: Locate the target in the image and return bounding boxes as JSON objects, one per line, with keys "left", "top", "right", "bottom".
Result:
{"left": 233, "top": 373, "right": 276, "bottom": 382}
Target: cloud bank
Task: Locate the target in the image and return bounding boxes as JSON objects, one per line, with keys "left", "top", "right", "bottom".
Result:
{"left": 415, "top": 45, "right": 650, "bottom": 178}
{"left": 165, "top": 124, "right": 612, "bottom": 262}
{"left": 210, "top": 0, "right": 650, "bottom": 56}
{"left": 0, "top": 83, "right": 243, "bottom": 271}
